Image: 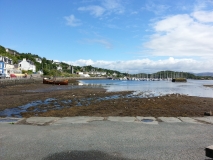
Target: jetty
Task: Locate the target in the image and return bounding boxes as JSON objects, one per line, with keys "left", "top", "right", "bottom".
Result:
{"left": 172, "top": 78, "right": 187, "bottom": 82}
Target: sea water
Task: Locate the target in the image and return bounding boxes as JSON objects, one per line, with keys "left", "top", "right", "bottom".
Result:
{"left": 79, "top": 79, "right": 213, "bottom": 98}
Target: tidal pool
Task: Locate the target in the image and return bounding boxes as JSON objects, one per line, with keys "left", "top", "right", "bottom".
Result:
{"left": 79, "top": 79, "right": 213, "bottom": 98}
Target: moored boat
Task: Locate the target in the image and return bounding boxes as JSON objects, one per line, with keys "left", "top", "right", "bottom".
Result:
{"left": 43, "top": 78, "right": 68, "bottom": 85}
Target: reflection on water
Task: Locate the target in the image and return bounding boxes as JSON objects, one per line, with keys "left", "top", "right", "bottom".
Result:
{"left": 79, "top": 79, "right": 213, "bottom": 98}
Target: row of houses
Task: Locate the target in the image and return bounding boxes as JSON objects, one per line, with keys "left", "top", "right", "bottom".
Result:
{"left": 0, "top": 56, "right": 36, "bottom": 76}
{"left": 1, "top": 48, "right": 118, "bottom": 77}
{"left": 77, "top": 71, "right": 117, "bottom": 77}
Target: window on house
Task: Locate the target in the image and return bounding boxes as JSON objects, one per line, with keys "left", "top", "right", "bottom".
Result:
{"left": 19, "top": 64, "right": 21, "bottom": 67}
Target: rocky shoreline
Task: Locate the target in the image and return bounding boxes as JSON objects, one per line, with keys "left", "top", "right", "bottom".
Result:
{"left": 0, "top": 79, "right": 213, "bottom": 118}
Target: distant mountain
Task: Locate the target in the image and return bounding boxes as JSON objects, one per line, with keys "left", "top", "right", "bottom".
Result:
{"left": 195, "top": 72, "right": 213, "bottom": 77}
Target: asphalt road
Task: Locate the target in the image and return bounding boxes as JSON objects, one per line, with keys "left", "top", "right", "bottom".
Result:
{"left": 0, "top": 121, "right": 213, "bottom": 160}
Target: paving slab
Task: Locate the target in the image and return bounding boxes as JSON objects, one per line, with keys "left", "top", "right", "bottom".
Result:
{"left": 193, "top": 116, "right": 213, "bottom": 124}
{"left": 26, "top": 117, "right": 60, "bottom": 125}
{"left": 53, "top": 116, "right": 104, "bottom": 125}
{"left": 178, "top": 117, "right": 202, "bottom": 124}
{"left": 87, "top": 117, "right": 104, "bottom": 122}
{"left": 158, "top": 117, "right": 182, "bottom": 123}
{"left": 107, "top": 116, "right": 136, "bottom": 122}
{"left": 136, "top": 116, "right": 158, "bottom": 124}
{"left": 0, "top": 117, "right": 23, "bottom": 124}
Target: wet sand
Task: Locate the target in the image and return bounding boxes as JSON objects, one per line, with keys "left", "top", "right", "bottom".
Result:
{"left": 0, "top": 79, "right": 213, "bottom": 118}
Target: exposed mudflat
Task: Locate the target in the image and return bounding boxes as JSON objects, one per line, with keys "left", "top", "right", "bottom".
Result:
{"left": 0, "top": 80, "right": 213, "bottom": 118}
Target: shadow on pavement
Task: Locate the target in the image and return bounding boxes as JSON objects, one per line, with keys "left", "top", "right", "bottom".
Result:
{"left": 43, "top": 150, "right": 135, "bottom": 160}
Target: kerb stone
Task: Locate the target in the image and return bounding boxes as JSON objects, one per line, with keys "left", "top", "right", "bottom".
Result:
{"left": 26, "top": 117, "right": 59, "bottom": 125}
{"left": 158, "top": 117, "right": 182, "bottom": 123}
{"left": 178, "top": 117, "right": 202, "bottom": 124}
{"left": 53, "top": 116, "right": 104, "bottom": 125}
{"left": 107, "top": 116, "right": 136, "bottom": 122}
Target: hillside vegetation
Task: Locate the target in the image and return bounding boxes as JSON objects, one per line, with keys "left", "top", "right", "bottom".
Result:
{"left": 0, "top": 45, "right": 212, "bottom": 79}
{"left": 0, "top": 45, "right": 123, "bottom": 77}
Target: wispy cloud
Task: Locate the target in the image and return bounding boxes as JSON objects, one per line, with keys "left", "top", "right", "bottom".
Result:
{"left": 64, "top": 14, "right": 82, "bottom": 27}
{"left": 102, "top": 0, "right": 125, "bottom": 14}
{"left": 81, "top": 38, "right": 113, "bottom": 49}
{"left": 142, "top": 2, "right": 170, "bottom": 15}
{"left": 78, "top": 5, "right": 105, "bottom": 17}
{"left": 193, "top": 0, "right": 213, "bottom": 11}
{"left": 78, "top": 0, "right": 125, "bottom": 18}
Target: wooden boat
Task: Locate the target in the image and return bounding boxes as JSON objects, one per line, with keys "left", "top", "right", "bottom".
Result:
{"left": 43, "top": 78, "right": 68, "bottom": 85}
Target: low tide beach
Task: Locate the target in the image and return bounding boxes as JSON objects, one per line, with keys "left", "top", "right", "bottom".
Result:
{"left": 0, "top": 79, "right": 213, "bottom": 118}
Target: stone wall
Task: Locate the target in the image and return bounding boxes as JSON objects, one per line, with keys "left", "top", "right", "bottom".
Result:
{"left": 0, "top": 78, "right": 42, "bottom": 86}
{"left": 0, "top": 77, "right": 106, "bottom": 87}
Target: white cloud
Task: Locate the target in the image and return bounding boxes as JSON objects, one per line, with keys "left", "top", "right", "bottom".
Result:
{"left": 65, "top": 57, "right": 213, "bottom": 74}
{"left": 144, "top": 12, "right": 213, "bottom": 58}
{"left": 82, "top": 38, "right": 113, "bottom": 49}
{"left": 192, "top": 11, "right": 213, "bottom": 23}
{"left": 64, "top": 15, "right": 82, "bottom": 27}
{"left": 78, "top": 0, "right": 124, "bottom": 18}
{"left": 78, "top": 5, "right": 105, "bottom": 17}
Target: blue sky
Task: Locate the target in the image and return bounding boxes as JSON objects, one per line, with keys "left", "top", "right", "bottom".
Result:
{"left": 1, "top": 0, "right": 213, "bottom": 73}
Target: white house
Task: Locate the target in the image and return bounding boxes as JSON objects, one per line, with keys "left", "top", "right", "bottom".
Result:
{"left": 76, "top": 71, "right": 90, "bottom": 77}
{"left": 89, "top": 71, "right": 106, "bottom": 76}
{"left": 57, "top": 65, "right": 62, "bottom": 71}
{"left": 18, "top": 58, "right": 36, "bottom": 72}
{"left": 52, "top": 61, "right": 63, "bottom": 71}
{"left": 81, "top": 74, "right": 90, "bottom": 77}
{"left": 112, "top": 72, "right": 117, "bottom": 76}
{"left": 77, "top": 72, "right": 84, "bottom": 75}
{"left": 35, "top": 58, "right": 42, "bottom": 63}
{"left": 5, "top": 48, "right": 17, "bottom": 56}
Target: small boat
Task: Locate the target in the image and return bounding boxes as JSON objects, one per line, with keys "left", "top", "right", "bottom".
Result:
{"left": 43, "top": 78, "right": 68, "bottom": 85}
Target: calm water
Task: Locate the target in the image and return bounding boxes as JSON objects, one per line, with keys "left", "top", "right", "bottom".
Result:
{"left": 79, "top": 79, "right": 213, "bottom": 98}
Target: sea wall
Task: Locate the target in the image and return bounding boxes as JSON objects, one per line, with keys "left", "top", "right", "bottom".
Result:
{"left": 0, "top": 78, "right": 41, "bottom": 86}
{"left": 0, "top": 77, "right": 106, "bottom": 87}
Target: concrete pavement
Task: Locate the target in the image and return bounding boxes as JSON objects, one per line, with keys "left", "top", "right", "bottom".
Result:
{"left": 1, "top": 116, "right": 213, "bottom": 125}
{"left": 0, "top": 116, "right": 213, "bottom": 160}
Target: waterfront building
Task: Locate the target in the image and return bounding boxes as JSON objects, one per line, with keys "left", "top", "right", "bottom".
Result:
{"left": 18, "top": 58, "right": 36, "bottom": 72}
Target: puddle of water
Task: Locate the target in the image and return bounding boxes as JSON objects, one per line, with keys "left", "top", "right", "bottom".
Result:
{"left": 61, "top": 100, "right": 72, "bottom": 104}
{"left": 141, "top": 119, "right": 154, "bottom": 122}
{"left": 0, "top": 98, "right": 57, "bottom": 118}
{"left": 0, "top": 118, "right": 20, "bottom": 122}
